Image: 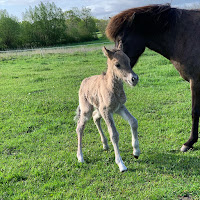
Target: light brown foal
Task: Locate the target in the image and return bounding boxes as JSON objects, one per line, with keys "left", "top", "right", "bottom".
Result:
{"left": 75, "top": 46, "right": 140, "bottom": 172}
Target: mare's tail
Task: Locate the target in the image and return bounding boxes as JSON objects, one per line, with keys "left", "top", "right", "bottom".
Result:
{"left": 74, "top": 105, "right": 81, "bottom": 122}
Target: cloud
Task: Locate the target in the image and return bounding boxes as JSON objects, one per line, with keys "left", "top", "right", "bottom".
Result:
{"left": 173, "top": 0, "right": 200, "bottom": 8}
{"left": 87, "top": 0, "right": 171, "bottom": 18}
{"left": 86, "top": 0, "right": 200, "bottom": 18}
{"left": 0, "top": 0, "right": 67, "bottom": 7}
{"left": 0, "top": 0, "right": 39, "bottom": 6}
{"left": 0, "top": 0, "right": 199, "bottom": 20}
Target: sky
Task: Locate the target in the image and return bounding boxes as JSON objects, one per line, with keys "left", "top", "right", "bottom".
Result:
{"left": 0, "top": 0, "right": 200, "bottom": 20}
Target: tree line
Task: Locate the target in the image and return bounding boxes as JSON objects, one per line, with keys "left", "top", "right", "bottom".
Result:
{"left": 0, "top": 2, "right": 108, "bottom": 50}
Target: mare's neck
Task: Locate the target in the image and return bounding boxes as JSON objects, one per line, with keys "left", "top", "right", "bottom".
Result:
{"left": 145, "top": 28, "right": 177, "bottom": 60}
{"left": 144, "top": 6, "right": 184, "bottom": 61}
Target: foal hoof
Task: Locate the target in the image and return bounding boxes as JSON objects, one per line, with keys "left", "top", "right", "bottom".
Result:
{"left": 77, "top": 156, "right": 85, "bottom": 163}
{"left": 103, "top": 144, "right": 109, "bottom": 151}
{"left": 120, "top": 166, "right": 128, "bottom": 172}
{"left": 133, "top": 149, "right": 140, "bottom": 159}
{"left": 118, "top": 162, "right": 128, "bottom": 172}
{"left": 180, "top": 145, "right": 193, "bottom": 152}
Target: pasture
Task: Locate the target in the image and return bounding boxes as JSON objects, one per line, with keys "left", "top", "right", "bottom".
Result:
{"left": 0, "top": 44, "right": 199, "bottom": 199}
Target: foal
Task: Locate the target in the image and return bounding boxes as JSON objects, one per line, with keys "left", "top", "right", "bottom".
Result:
{"left": 75, "top": 46, "right": 140, "bottom": 172}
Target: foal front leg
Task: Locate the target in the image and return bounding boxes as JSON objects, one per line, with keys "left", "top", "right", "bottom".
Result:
{"left": 116, "top": 105, "right": 140, "bottom": 158}
{"left": 100, "top": 109, "right": 127, "bottom": 172}
{"left": 181, "top": 80, "right": 199, "bottom": 152}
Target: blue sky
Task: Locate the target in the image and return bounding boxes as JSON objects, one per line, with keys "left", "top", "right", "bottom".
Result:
{"left": 0, "top": 0, "right": 199, "bottom": 20}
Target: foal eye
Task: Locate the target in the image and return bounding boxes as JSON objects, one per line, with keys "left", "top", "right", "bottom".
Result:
{"left": 115, "top": 63, "right": 120, "bottom": 68}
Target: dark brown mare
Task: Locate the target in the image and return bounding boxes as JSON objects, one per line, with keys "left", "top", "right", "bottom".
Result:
{"left": 106, "top": 4, "right": 200, "bottom": 152}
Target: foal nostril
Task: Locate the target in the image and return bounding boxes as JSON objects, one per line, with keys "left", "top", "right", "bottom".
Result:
{"left": 132, "top": 75, "right": 138, "bottom": 83}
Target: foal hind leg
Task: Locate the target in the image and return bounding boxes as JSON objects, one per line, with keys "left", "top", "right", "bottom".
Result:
{"left": 76, "top": 104, "right": 93, "bottom": 163}
{"left": 93, "top": 110, "right": 109, "bottom": 150}
{"left": 116, "top": 105, "right": 140, "bottom": 158}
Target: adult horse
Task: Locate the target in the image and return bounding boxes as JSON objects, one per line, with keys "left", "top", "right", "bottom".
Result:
{"left": 106, "top": 4, "right": 200, "bottom": 152}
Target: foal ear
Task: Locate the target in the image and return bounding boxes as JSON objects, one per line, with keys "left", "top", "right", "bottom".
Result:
{"left": 102, "top": 46, "right": 114, "bottom": 59}
{"left": 128, "top": 12, "right": 136, "bottom": 27}
{"left": 117, "top": 40, "right": 123, "bottom": 51}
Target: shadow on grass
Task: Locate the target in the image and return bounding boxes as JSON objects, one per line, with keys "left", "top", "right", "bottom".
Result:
{"left": 136, "top": 146, "right": 200, "bottom": 176}
{"left": 75, "top": 140, "right": 200, "bottom": 176}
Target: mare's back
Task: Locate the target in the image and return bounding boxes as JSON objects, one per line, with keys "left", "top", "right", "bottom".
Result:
{"left": 79, "top": 74, "right": 104, "bottom": 96}
{"left": 172, "top": 9, "right": 200, "bottom": 68}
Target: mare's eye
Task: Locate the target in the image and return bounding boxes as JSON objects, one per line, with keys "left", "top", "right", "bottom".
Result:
{"left": 115, "top": 63, "right": 120, "bottom": 68}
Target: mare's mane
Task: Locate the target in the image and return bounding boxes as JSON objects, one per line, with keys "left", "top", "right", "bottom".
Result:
{"left": 106, "top": 4, "right": 179, "bottom": 41}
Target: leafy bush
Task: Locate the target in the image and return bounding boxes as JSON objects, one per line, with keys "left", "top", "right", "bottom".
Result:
{"left": 0, "top": 3, "right": 99, "bottom": 49}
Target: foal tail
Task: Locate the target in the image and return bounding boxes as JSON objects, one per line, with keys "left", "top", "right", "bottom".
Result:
{"left": 74, "top": 105, "right": 81, "bottom": 122}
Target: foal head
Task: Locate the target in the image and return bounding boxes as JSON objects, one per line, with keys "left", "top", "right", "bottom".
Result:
{"left": 103, "top": 46, "right": 138, "bottom": 86}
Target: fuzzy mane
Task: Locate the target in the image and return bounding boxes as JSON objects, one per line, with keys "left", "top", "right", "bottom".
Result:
{"left": 102, "top": 48, "right": 123, "bottom": 76}
{"left": 106, "top": 4, "right": 178, "bottom": 41}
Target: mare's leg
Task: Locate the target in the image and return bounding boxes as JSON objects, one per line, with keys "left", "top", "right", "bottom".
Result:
{"left": 92, "top": 110, "right": 109, "bottom": 150}
{"left": 116, "top": 105, "right": 140, "bottom": 158}
{"left": 76, "top": 103, "right": 93, "bottom": 162}
{"left": 100, "top": 108, "right": 127, "bottom": 172}
{"left": 181, "top": 80, "right": 199, "bottom": 152}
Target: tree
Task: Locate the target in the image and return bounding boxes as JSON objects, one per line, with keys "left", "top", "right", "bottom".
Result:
{"left": 23, "top": 2, "right": 67, "bottom": 46}
{"left": 65, "top": 7, "right": 97, "bottom": 42}
{"left": 0, "top": 10, "right": 20, "bottom": 49}
{"left": 0, "top": 3, "right": 100, "bottom": 49}
{"left": 65, "top": 8, "right": 82, "bottom": 42}
{"left": 19, "top": 21, "right": 34, "bottom": 48}
{"left": 96, "top": 19, "right": 109, "bottom": 38}
{"left": 79, "top": 7, "right": 98, "bottom": 41}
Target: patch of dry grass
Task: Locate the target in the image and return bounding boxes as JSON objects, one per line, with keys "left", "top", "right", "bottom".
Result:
{"left": 0, "top": 42, "right": 114, "bottom": 59}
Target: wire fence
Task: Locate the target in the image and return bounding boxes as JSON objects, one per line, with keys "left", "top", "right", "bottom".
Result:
{"left": 0, "top": 42, "right": 114, "bottom": 58}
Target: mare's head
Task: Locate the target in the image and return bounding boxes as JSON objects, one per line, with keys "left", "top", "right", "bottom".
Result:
{"left": 102, "top": 46, "right": 138, "bottom": 86}
{"left": 106, "top": 4, "right": 177, "bottom": 67}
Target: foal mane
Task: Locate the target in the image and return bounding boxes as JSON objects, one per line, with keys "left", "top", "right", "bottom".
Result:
{"left": 106, "top": 4, "right": 179, "bottom": 41}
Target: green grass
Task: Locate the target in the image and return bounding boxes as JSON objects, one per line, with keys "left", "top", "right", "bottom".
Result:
{"left": 0, "top": 46, "right": 200, "bottom": 200}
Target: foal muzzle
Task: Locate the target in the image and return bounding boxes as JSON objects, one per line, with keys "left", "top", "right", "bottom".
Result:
{"left": 127, "top": 73, "right": 139, "bottom": 86}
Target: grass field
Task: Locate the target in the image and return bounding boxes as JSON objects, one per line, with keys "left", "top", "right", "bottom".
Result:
{"left": 0, "top": 44, "right": 200, "bottom": 199}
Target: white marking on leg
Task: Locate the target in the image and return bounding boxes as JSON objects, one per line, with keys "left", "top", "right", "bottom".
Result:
{"left": 112, "top": 142, "right": 127, "bottom": 172}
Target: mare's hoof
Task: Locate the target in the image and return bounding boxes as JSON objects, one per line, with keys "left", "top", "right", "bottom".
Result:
{"left": 180, "top": 145, "right": 193, "bottom": 152}
{"left": 134, "top": 155, "right": 139, "bottom": 159}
